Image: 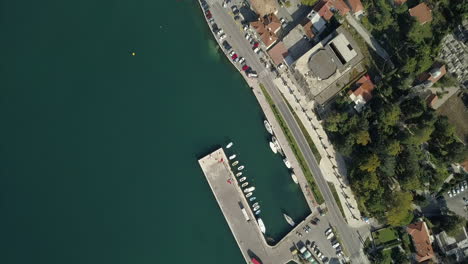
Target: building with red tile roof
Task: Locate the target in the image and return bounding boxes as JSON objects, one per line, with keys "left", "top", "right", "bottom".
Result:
{"left": 409, "top": 3, "right": 432, "bottom": 25}
{"left": 407, "top": 221, "right": 435, "bottom": 263}
{"left": 314, "top": 0, "right": 350, "bottom": 21}
{"left": 268, "top": 42, "right": 288, "bottom": 65}
{"left": 418, "top": 63, "right": 447, "bottom": 85}
{"left": 348, "top": 75, "right": 374, "bottom": 112}
{"left": 347, "top": 0, "right": 364, "bottom": 17}
{"left": 394, "top": 0, "right": 407, "bottom": 5}
{"left": 426, "top": 93, "right": 438, "bottom": 109}
{"left": 250, "top": 14, "right": 281, "bottom": 49}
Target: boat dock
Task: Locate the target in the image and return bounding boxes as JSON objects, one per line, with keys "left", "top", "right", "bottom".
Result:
{"left": 199, "top": 148, "right": 317, "bottom": 264}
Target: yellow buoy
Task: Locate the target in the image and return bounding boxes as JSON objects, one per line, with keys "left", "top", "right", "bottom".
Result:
{"left": 131, "top": 52, "right": 136, "bottom": 56}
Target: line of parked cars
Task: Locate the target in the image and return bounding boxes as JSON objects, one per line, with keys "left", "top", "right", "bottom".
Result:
{"left": 448, "top": 181, "right": 467, "bottom": 197}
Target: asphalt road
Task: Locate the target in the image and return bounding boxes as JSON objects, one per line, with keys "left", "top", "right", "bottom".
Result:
{"left": 204, "top": 1, "right": 369, "bottom": 263}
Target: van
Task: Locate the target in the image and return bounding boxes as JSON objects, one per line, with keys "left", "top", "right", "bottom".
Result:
{"left": 247, "top": 72, "right": 258, "bottom": 78}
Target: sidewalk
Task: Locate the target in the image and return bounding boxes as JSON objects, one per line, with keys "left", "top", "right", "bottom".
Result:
{"left": 272, "top": 72, "right": 367, "bottom": 228}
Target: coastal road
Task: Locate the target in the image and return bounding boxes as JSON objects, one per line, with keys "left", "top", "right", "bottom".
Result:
{"left": 203, "top": 1, "right": 368, "bottom": 263}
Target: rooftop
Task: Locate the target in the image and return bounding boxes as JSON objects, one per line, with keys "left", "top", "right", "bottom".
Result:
{"left": 407, "top": 221, "right": 434, "bottom": 263}
{"left": 348, "top": 0, "right": 364, "bottom": 13}
{"left": 268, "top": 42, "right": 288, "bottom": 65}
{"left": 409, "top": 3, "right": 432, "bottom": 25}
{"left": 250, "top": 14, "right": 281, "bottom": 49}
{"left": 308, "top": 49, "right": 337, "bottom": 80}
{"left": 394, "top": 0, "right": 408, "bottom": 5}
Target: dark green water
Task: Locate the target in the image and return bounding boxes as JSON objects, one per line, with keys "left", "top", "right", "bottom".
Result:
{"left": 0, "top": 0, "right": 309, "bottom": 263}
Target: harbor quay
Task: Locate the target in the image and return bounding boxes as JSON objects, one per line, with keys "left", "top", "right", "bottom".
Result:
{"left": 199, "top": 148, "right": 317, "bottom": 264}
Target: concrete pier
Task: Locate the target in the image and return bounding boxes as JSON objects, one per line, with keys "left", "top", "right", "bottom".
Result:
{"left": 199, "top": 148, "right": 301, "bottom": 264}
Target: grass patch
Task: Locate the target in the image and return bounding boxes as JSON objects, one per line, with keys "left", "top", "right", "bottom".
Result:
{"left": 373, "top": 227, "right": 400, "bottom": 247}
{"left": 327, "top": 182, "right": 346, "bottom": 219}
{"left": 260, "top": 84, "right": 324, "bottom": 204}
{"left": 282, "top": 95, "right": 322, "bottom": 162}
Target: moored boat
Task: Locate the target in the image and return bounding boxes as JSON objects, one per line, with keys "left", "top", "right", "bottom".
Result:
{"left": 236, "top": 172, "right": 242, "bottom": 177}
{"left": 241, "top": 182, "right": 248, "bottom": 188}
{"left": 269, "top": 142, "right": 277, "bottom": 154}
{"left": 229, "top": 154, "right": 236, "bottom": 160}
{"left": 244, "top": 186, "right": 255, "bottom": 193}
{"left": 283, "top": 158, "right": 291, "bottom": 169}
{"left": 237, "top": 165, "right": 245, "bottom": 171}
{"left": 264, "top": 120, "right": 273, "bottom": 135}
{"left": 239, "top": 177, "right": 247, "bottom": 182}
{"left": 255, "top": 210, "right": 261, "bottom": 215}
{"left": 253, "top": 205, "right": 260, "bottom": 211}
{"left": 246, "top": 192, "right": 253, "bottom": 198}
{"left": 283, "top": 213, "right": 295, "bottom": 226}
{"left": 232, "top": 161, "right": 239, "bottom": 166}
{"left": 291, "top": 173, "right": 298, "bottom": 184}
{"left": 249, "top": 197, "right": 256, "bottom": 202}
{"left": 257, "top": 218, "right": 266, "bottom": 234}
{"left": 226, "top": 142, "right": 233, "bottom": 148}
{"left": 272, "top": 136, "right": 282, "bottom": 152}
{"left": 252, "top": 202, "right": 259, "bottom": 207}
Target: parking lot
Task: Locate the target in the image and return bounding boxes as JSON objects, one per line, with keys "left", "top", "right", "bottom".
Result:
{"left": 445, "top": 180, "right": 468, "bottom": 218}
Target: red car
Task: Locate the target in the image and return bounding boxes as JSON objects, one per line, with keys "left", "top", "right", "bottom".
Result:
{"left": 231, "top": 54, "right": 238, "bottom": 60}
{"left": 205, "top": 10, "right": 212, "bottom": 19}
{"left": 242, "top": 65, "right": 249, "bottom": 71}
{"left": 253, "top": 42, "right": 259, "bottom": 48}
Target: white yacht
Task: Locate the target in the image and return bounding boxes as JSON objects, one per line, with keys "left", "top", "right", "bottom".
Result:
{"left": 264, "top": 120, "right": 273, "bottom": 134}
{"left": 236, "top": 172, "right": 242, "bottom": 177}
{"left": 257, "top": 218, "right": 266, "bottom": 234}
{"left": 269, "top": 142, "right": 277, "bottom": 154}
{"left": 244, "top": 186, "right": 255, "bottom": 193}
{"left": 239, "top": 177, "right": 246, "bottom": 182}
{"left": 272, "top": 136, "right": 282, "bottom": 152}
{"left": 237, "top": 165, "right": 245, "bottom": 171}
{"left": 252, "top": 202, "right": 259, "bottom": 207}
{"left": 229, "top": 154, "right": 236, "bottom": 160}
{"left": 226, "top": 142, "right": 233, "bottom": 148}
{"left": 246, "top": 192, "right": 253, "bottom": 198}
{"left": 232, "top": 161, "right": 239, "bottom": 166}
{"left": 253, "top": 205, "right": 260, "bottom": 211}
{"left": 283, "top": 213, "right": 295, "bottom": 226}
{"left": 249, "top": 197, "right": 256, "bottom": 202}
{"left": 283, "top": 158, "right": 291, "bottom": 169}
{"left": 255, "top": 210, "right": 261, "bottom": 215}
{"left": 291, "top": 173, "right": 298, "bottom": 184}
{"left": 241, "top": 182, "right": 248, "bottom": 188}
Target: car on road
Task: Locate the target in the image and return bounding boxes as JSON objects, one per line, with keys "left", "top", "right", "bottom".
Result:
{"left": 231, "top": 5, "right": 239, "bottom": 14}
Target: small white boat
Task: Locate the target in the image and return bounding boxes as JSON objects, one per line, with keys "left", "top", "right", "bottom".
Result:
{"left": 283, "top": 213, "right": 295, "bottom": 227}
{"left": 252, "top": 202, "right": 259, "bottom": 207}
{"left": 291, "top": 173, "right": 298, "bottom": 184}
{"left": 253, "top": 205, "right": 260, "bottom": 211}
{"left": 283, "top": 158, "right": 291, "bottom": 169}
{"left": 272, "top": 136, "right": 281, "bottom": 151}
{"left": 229, "top": 154, "right": 236, "bottom": 160}
{"left": 269, "top": 142, "right": 277, "bottom": 154}
{"left": 249, "top": 197, "right": 256, "bottom": 201}
{"left": 264, "top": 120, "right": 273, "bottom": 134}
{"left": 246, "top": 192, "right": 253, "bottom": 198}
{"left": 239, "top": 177, "right": 247, "bottom": 182}
{"left": 232, "top": 161, "right": 239, "bottom": 166}
{"left": 236, "top": 172, "right": 242, "bottom": 177}
{"left": 255, "top": 210, "right": 261, "bottom": 215}
{"left": 226, "top": 142, "right": 233, "bottom": 148}
{"left": 244, "top": 187, "right": 256, "bottom": 193}
{"left": 237, "top": 165, "right": 245, "bottom": 171}
{"left": 241, "top": 182, "right": 249, "bottom": 188}
{"left": 257, "top": 218, "right": 266, "bottom": 234}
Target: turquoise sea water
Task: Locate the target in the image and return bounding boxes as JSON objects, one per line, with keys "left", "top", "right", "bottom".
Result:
{"left": 0, "top": 0, "right": 308, "bottom": 263}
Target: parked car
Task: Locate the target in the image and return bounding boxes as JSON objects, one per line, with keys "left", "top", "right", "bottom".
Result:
{"left": 231, "top": 5, "right": 239, "bottom": 14}
{"left": 448, "top": 190, "right": 453, "bottom": 197}
{"left": 219, "top": 33, "right": 226, "bottom": 40}
{"left": 242, "top": 65, "right": 250, "bottom": 71}
{"left": 332, "top": 242, "right": 341, "bottom": 248}
{"left": 216, "top": 29, "right": 224, "bottom": 36}
{"left": 325, "top": 228, "right": 333, "bottom": 236}
{"left": 229, "top": 50, "right": 235, "bottom": 56}
{"left": 243, "top": 24, "right": 249, "bottom": 31}
{"left": 238, "top": 57, "right": 245, "bottom": 64}
{"left": 253, "top": 47, "right": 261, "bottom": 54}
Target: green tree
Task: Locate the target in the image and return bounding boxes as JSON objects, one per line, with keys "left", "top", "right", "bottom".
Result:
{"left": 440, "top": 214, "right": 466, "bottom": 237}
{"left": 386, "top": 140, "right": 401, "bottom": 156}
{"left": 401, "top": 97, "right": 426, "bottom": 121}
{"left": 378, "top": 104, "right": 401, "bottom": 128}
{"left": 407, "top": 22, "right": 433, "bottom": 43}
{"left": 324, "top": 112, "right": 348, "bottom": 132}
{"left": 356, "top": 130, "right": 371, "bottom": 146}
{"left": 386, "top": 191, "right": 414, "bottom": 226}
{"left": 411, "top": 125, "right": 435, "bottom": 145}
{"left": 359, "top": 154, "right": 381, "bottom": 172}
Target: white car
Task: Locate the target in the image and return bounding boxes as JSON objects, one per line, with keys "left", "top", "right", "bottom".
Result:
{"left": 253, "top": 47, "right": 261, "bottom": 54}
{"left": 216, "top": 29, "right": 224, "bottom": 36}
{"left": 332, "top": 242, "right": 341, "bottom": 248}
{"left": 325, "top": 228, "right": 333, "bottom": 236}
{"left": 448, "top": 191, "right": 453, "bottom": 197}
{"left": 245, "top": 33, "right": 250, "bottom": 40}
{"left": 238, "top": 57, "right": 245, "bottom": 64}
{"left": 461, "top": 185, "right": 465, "bottom": 192}
{"left": 229, "top": 50, "right": 235, "bottom": 56}
{"left": 243, "top": 25, "right": 249, "bottom": 31}
{"left": 219, "top": 33, "right": 226, "bottom": 40}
